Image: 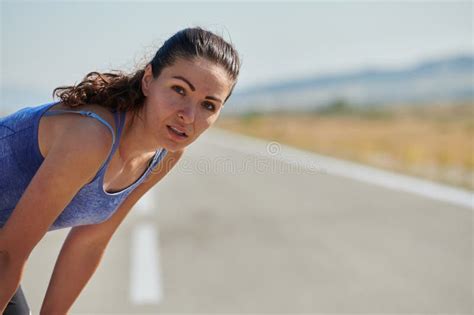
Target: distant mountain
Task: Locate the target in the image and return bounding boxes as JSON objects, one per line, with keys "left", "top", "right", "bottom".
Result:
{"left": 224, "top": 54, "right": 474, "bottom": 115}
{"left": 2, "top": 54, "right": 472, "bottom": 117}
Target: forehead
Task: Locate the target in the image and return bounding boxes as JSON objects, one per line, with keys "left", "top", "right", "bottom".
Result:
{"left": 160, "top": 57, "right": 232, "bottom": 92}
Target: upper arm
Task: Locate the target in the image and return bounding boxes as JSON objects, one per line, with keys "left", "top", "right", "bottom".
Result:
{"left": 0, "top": 120, "right": 113, "bottom": 261}
{"left": 65, "top": 149, "right": 185, "bottom": 250}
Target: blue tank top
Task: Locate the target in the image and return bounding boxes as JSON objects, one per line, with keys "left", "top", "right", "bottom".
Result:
{"left": 0, "top": 101, "right": 167, "bottom": 231}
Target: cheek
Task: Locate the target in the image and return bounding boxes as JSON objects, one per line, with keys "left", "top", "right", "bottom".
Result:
{"left": 188, "top": 116, "right": 211, "bottom": 137}
{"left": 207, "top": 110, "right": 221, "bottom": 124}
{"left": 200, "top": 115, "right": 216, "bottom": 130}
{"left": 149, "top": 92, "right": 179, "bottom": 115}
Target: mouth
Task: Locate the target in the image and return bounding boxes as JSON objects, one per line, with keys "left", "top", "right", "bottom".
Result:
{"left": 166, "top": 125, "right": 189, "bottom": 139}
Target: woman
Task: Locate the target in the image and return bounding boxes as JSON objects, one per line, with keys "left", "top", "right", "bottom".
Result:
{"left": 0, "top": 27, "right": 240, "bottom": 314}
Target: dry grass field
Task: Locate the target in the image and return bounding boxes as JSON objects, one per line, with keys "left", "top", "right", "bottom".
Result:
{"left": 216, "top": 101, "right": 474, "bottom": 191}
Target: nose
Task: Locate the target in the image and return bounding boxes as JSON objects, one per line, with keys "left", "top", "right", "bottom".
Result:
{"left": 177, "top": 102, "right": 196, "bottom": 124}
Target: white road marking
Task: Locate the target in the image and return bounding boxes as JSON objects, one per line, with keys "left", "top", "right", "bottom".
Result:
{"left": 204, "top": 128, "right": 473, "bottom": 209}
{"left": 130, "top": 192, "right": 163, "bottom": 305}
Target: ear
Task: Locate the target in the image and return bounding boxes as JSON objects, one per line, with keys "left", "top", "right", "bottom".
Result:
{"left": 141, "top": 64, "right": 154, "bottom": 97}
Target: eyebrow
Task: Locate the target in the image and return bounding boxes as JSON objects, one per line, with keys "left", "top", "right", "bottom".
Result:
{"left": 172, "top": 75, "right": 223, "bottom": 104}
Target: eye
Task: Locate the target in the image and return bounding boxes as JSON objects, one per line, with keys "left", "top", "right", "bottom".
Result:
{"left": 203, "top": 101, "right": 216, "bottom": 112}
{"left": 172, "top": 85, "right": 185, "bottom": 96}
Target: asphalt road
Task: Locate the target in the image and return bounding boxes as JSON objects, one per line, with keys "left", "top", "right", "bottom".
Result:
{"left": 21, "top": 128, "right": 472, "bottom": 314}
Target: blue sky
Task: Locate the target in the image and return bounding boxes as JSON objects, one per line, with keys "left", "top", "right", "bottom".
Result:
{"left": 1, "top": 1, "right": 472, "bottom": 109}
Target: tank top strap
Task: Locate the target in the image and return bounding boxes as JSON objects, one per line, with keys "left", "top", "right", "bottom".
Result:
{"left": 86, "top": 109, "right": 126, "bottom": 184}
{"left": 104, "top": 109, "right": 126, "bottom": 163}
{"left": 116, "top": 110, "right": 126, "bottom": 143}
{"left": 150, "top": 147, "right": 168, "bottom": 171}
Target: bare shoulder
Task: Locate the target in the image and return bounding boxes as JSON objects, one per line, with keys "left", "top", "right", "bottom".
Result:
{"left": 39, "top": 103, "right": 116, "bottom": 159}
{"left": 49, "top": 119, "right": 114, "bottom": 178}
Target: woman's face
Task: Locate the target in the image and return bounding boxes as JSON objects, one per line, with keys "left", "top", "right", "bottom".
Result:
{"left": 141, "top": 57, "right": 233, "bottom": 152}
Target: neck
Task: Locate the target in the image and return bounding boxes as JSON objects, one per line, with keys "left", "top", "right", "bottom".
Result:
{"left": 117, "top": 110, "right": 158, "bottom": 164}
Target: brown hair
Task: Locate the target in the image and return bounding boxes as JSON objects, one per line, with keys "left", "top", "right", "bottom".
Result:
{"left": 52, "top": 27, "right": 241, "bottom": 125}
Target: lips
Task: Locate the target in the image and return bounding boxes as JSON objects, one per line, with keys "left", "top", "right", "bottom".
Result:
{"left": 167, "top": 125, "right": 189, "bottom": 138}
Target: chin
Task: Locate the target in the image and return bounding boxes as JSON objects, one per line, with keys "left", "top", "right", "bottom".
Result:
{"left": 163, "top": 141, "right": 187, "bottom": 153}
